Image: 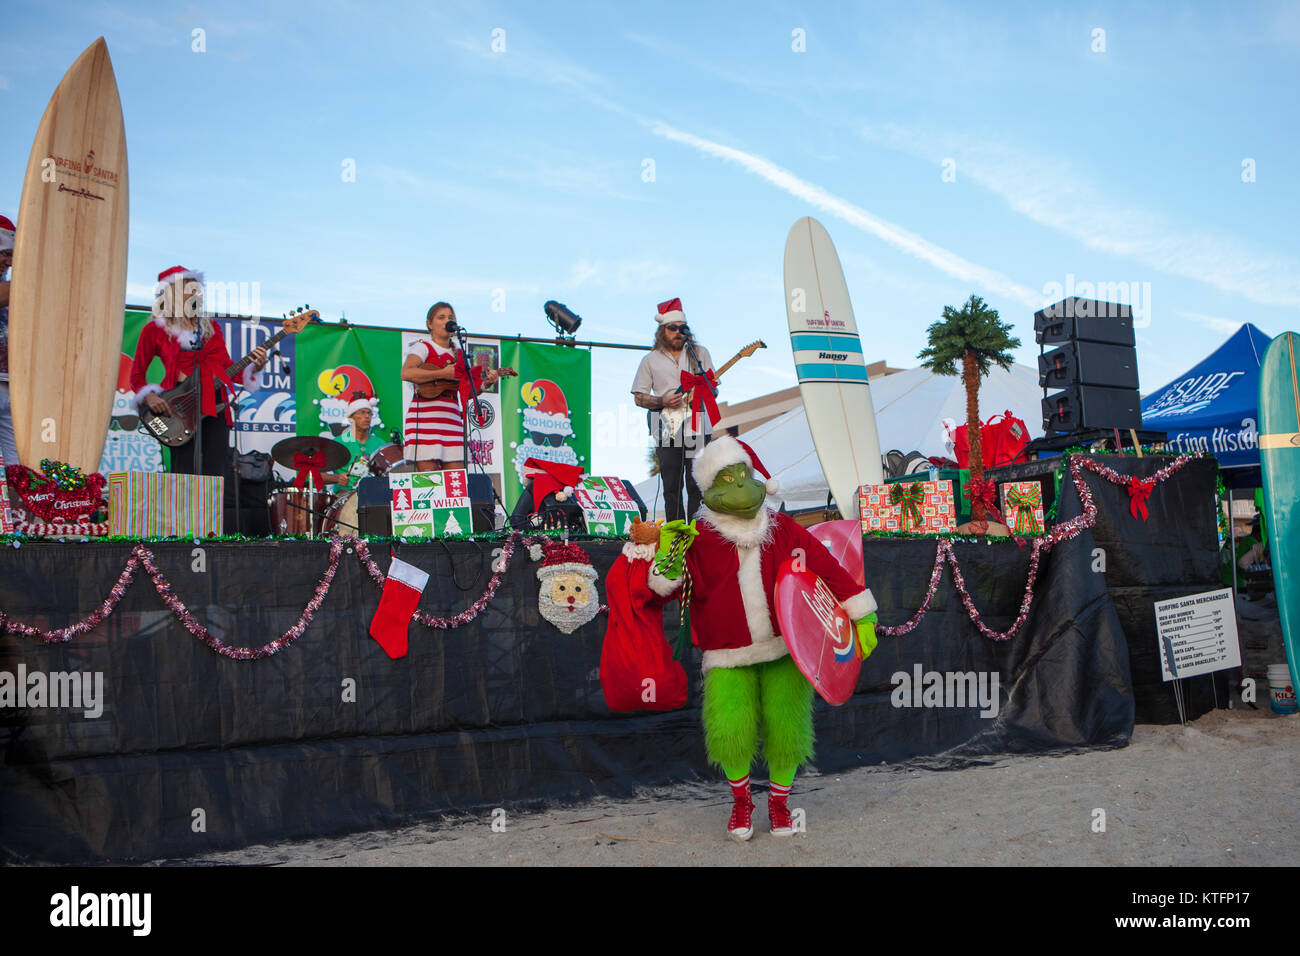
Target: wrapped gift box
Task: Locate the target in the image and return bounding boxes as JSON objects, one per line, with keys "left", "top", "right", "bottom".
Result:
{"left": 886, "top": 468, "right": 970, "bottom": 524}
{"left": 999, "top": 481, "right": 1045, "bottom": 534}
{"left": 389, "top": 470, "right": 472, "bottom": 538}
{"left": 859, "top": 479, "right": 956, "bottom": 533}
{"left": 576, "top": 476, "right": 641, "bottom": 536}
{"left": 108, "top": 472, "right": 223, "bottom": 537}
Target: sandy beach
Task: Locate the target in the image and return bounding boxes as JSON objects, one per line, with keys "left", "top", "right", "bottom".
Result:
{"left": 190, "top": 708, "right": 1299, "bottom": 867}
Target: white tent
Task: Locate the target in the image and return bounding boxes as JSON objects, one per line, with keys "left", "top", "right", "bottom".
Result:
{"left": 636, "top": 363, "right": 1044, "bottom": 517}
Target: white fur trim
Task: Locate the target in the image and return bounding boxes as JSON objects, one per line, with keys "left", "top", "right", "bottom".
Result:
{"left": 693, "top": 435, "right": 750, "bottom": 491}
{"left": 655, "top": 308, "right": 684, "bottom": 325}
{"left": 702, "top": 636, "right": 788, "bottom": 674}
{"left": 622, "top": 542, "right": 656, "bottom": 561}
{"left": 697, "top": 505, "right": 773, "bottom": 549}
{"left": 134, "top": 383, "right": 164, "bottom": 408}
{"left": 765, "top": 477, "right": 779, "bottom": 494}
{"left": 841, "top": 588, "right": 878, "bottom": 621}
{"left": 537, "top": 562, "right": 597, "bottom": 581}
{"left": 735, "top": 542, "right": 776, "bottom": 644}
{"left": 647, "top": 566, "right": 681, "bottom": 597}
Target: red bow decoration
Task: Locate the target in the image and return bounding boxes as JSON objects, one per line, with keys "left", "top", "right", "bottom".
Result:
{"left": 453, "top": 360, "right": 486, "bottom": 408}
{"left": 679, "top": 369, "right": 720, "bottom": 432}
{"left": 172, "top": 338, "right": 238, "bottom": 419}
{"left": 292, "top": 452, "right": 327, "bottom": 489}
{"left": 1126, "top": 475, "right": 1157, "bottom": 520}
{"left": 963, "top": 476, "right": 999, "bottom": 518}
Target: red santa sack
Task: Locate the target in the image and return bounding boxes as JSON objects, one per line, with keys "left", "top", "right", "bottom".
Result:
{"left": 600, "top": 548, "right": 688, "bottom": 712}
{"left": 951, "top": 410, "right": 1031, "bottom": 470}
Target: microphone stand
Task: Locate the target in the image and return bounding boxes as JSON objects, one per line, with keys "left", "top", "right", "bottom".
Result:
{"left": 452, "top": 324, "right": 509, "bottom": 529}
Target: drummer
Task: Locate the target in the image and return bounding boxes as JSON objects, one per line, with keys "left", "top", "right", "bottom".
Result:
{"left": 324, "top": 393, "right": 387, "bottom": 489}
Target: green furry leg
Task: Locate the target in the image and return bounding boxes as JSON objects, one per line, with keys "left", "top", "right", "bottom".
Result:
{"left": 703, "top": 665, "right": 760, "bottom": 771}
{"left": 758, "top": 655, "right": 815, "bottom": 772}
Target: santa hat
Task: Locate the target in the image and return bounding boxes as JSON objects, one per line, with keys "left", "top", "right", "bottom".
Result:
{"left": 534, "top": 541, "right": 597, "bottom": 579}
{"left": 154, "top": 264, "right": 203, "bottom": 296}
{"left": 0, "top": 215, "right": 14, "bottom": 252}
{"left": 524, "top": 457, "right": 584, "bottom": 511}
{"left": 345, "top": 390, "right": 378, "bottom": 418}
{"left": 655, "top": 298, "right": 685, "bottom": 325}
{"left": 694, "top": 434, "right": 779, "bottom": 495}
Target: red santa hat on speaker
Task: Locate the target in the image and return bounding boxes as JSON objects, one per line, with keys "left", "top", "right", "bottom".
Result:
{"left": 0, "top": 215, "right": 15, "bottom": 252}
{"left": 694, "top": 434, "right": 780, "bottom": 495}
{"left": 154, "top": 264, "right": 203, "bottom": 296}
{"left": 655, "top": 297, "right": 685, "bottom": 325}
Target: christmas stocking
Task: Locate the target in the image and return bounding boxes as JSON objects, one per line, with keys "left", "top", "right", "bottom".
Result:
{"left": 369, "top": 555, "right": 429, "bottom": 659}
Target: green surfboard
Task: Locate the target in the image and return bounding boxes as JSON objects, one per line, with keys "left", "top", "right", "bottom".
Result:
{"left": 1258, "top": 331, "right": 1300, "bottom": 699}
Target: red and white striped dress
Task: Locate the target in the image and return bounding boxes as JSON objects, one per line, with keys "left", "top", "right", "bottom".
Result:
{"left": 404, "top": 339, "right": 465, "bottom": 462}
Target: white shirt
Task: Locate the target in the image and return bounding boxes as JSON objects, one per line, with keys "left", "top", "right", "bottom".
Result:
{"left": 632, "top": 343, "right": 716, "bottom": 447}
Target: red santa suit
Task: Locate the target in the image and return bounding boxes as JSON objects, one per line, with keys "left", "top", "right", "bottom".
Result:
{"left": 647, "top": 505, "right": 876, "bottom": 672}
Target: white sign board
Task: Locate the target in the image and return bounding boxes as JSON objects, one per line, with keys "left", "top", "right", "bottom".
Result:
{"left": 1153, "top": 588, "right": 1241, "bottom": 681}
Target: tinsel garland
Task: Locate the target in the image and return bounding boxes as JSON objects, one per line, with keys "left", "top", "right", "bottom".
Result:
{"left": 0, "top": 453, "right": 1199, "bottom": 652}
{"left": 876, "top": 453, "right": 1196, "bottom": 641}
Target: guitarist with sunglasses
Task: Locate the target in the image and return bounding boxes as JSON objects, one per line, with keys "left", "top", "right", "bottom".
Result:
{"left": 631, "top": 298, "right": 715, "bottom": 522}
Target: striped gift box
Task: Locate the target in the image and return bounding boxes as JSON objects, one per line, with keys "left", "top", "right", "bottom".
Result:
{"left": 0, "top": 444, "right": 12, "bottom": 533}
{"left": 857, "top": 479, "right": 956, "bottom": 534}
{"left": 108, "top": 472, "right": 223, "bottom": 537}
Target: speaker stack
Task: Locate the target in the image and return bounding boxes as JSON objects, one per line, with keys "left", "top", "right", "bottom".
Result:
{"left": 1036, "top": 296, "right": 1142, "bottom": 435}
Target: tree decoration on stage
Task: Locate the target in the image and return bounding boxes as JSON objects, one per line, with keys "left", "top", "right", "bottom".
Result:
{"left": 917, "top": 294, "right": 1020, "bottom": 528}
{"left": 4, "top": 461, "right": 107, "bottom": 524}
{"left": 531, "top": 539, "right": 601, "bottom": 633}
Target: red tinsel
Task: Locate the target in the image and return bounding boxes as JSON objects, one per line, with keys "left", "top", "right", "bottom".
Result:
{"left": 5, "top": 464, "right": 106, "bottom": 523}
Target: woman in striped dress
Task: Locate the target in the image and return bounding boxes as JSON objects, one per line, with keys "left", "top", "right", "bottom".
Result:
{"left": 401, "top": 302, "right": 498, "bottom": 471}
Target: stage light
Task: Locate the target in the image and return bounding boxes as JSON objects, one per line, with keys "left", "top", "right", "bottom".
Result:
{"left": 544, "top": 300, "right": 582, "bottom": 337}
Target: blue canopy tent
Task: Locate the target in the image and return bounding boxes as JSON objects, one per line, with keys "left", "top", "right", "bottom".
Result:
{"left": 1141, "top": 323, "right": 1272, "bottom": 486}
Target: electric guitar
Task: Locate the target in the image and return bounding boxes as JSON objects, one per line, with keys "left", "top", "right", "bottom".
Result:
{"left": 140, "top": 306, "right": 318, "bottom": 447}
{"left": 414, "top": 351, "right": 517, "bottom": 400}
{"left": 659, "top": 340, "right": 766, "bottom": 438}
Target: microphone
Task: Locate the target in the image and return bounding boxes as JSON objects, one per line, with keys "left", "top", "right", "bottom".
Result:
{"left": 445, "top": 321, "right": 460, "bottom": 333}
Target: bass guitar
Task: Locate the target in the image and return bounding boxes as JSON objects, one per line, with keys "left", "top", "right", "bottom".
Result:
{"left": 140, "top": 306, "right": 318, "bottom": 447}
{"left": 659, "top": 339, "right": 766, "bottom": 438}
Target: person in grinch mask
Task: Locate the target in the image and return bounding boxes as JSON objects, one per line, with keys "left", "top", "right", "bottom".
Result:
{"left": 648, "top": 435, "right": 878, "bottom": 840}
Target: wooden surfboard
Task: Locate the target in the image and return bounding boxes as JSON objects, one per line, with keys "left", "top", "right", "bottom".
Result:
{"left": 9, "top": 37, "right": 129, "bottom": 473}
{"left": 783, "top": 217, "right": 882, "bottom": 518}
{"left": 1258, "top": 331, "right": 1300, "bottom": 699}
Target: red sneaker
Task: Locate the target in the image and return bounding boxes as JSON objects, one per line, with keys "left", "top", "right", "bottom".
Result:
{"left": 769, "top": 796, "right": 794, "bottom": 837}
{"left": 727, "top": 792, "right": 755, "bottom": 842}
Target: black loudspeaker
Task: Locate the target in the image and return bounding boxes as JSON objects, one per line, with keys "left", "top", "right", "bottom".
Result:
{"left": 467, "top": 473, "right": 496, "bottom": 533}
{"left": 1042, "top": 386, "right": 1142, "bottom": 433}
{"left": 1034, "top": 298, "right": 1135, "bottom": 346}
{"left": 356, "top": 476, "right": 391, "bottom": 536}
{"left": 1039, "top": 341, "right": 1139, "bottom": 390}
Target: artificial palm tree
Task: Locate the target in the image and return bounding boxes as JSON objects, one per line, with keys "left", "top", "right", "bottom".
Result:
{"left": 918, "top": 294, "right": 1021, "bottom": 522}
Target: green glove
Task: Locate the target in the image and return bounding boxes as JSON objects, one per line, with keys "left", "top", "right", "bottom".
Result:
{"left": 854, "top": 613, "right": 879, "bottom": 660}
{"left": 654, "top": 519, "right": 698, "bottom": 580}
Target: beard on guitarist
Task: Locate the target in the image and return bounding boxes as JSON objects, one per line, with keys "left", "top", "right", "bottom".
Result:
{"left": 130, "top": 266, "right": 268, "bottom": 489}
{"left": 401, "top": 301, "right": 511, "bottom": 473}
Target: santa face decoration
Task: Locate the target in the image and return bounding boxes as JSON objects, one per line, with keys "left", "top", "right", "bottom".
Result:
{"left": 535, "top": 542, "right": 601, "bottom": 633}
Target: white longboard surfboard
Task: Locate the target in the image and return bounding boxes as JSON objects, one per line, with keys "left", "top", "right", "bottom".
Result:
{"left": 9, "top": 37, "right": 129, "bottom": 473}
{"left": 783, "top": 217, "right": 882, "bottom": 514}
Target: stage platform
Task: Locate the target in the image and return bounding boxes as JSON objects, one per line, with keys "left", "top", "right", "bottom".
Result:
{"left": 0, "top": 454, "right": 1225, "bottom": 862}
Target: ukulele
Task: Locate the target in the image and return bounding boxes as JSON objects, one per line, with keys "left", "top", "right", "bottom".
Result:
{"left": 659, "top": 340, "right": 766, "bottom": 438}
{"left": 140, "top": 306, "right": 318, "bottom": 447}
{"left": 414, "top": 351, "right": 518, "bottom": 400}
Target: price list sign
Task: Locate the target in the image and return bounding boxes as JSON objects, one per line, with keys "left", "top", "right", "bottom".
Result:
{"left": 1153, "top": 588, "right": 1241, "bottom": 681}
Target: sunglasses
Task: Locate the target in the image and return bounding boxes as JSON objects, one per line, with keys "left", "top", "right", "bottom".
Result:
{"left": 529, "top": 432, "right": 566, "bottom": 447}
{"left": 663, "top": 323, "right": 688, "bottom": 333}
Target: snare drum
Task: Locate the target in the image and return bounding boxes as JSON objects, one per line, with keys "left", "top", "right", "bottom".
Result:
{"left": 269, "top": 488, "right": 334, "bottom": 536}
{"left": 367, "top": 443, "right": 406, "bottom": 477}
{"left": 321, "top": 488, "right": 360, "bottom": 537}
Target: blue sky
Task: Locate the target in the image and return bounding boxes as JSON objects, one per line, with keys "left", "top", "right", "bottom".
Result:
{"left": 3, "top": 1, "right": 1298, "bottom": 483}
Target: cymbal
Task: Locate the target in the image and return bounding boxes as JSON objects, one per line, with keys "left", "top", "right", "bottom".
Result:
{"left": 270, "top": 435, "right": 350, "bottom": 472}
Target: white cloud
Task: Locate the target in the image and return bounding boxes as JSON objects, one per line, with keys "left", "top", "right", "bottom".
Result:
{"left": 564, "top": 257, "right": 679, "bottom": 293}
{"left": 1177, "top": 311, "right": 1242, "bottom": 335}
{"left": 646, "top": 121, "right": 1042, "bottom": 308}
{"left": 862, "top": 124, "right": 1300, "bottom": 309}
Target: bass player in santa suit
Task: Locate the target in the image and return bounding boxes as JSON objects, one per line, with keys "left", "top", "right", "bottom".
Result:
{"left": 630, "top": 298, "right": 715, "bottom": 522}
{"left": 401, "top": 301, "right": 501, "bottom": 472}
{"left": 131, "top": 266, "right": 267, "bottom": 486}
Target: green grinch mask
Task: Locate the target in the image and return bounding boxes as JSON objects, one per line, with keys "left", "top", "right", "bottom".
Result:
{"left": 702, "top": 462, "right": 766, "bottom": 519}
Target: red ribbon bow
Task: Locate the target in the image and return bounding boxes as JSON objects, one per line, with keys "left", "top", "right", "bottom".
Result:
{"left": 454, "top": 360, "right": 486, "bottom": 408}
{"left": 292, "top": 452, "right": 327, "bottom": 490}
{"left": 963, "top": 476, "right": 1000, "bottom": 518}
{"left": 1126, "top": 475, "right": 1156, "bottom": 520}
{"left": 173, "top": 340, "right": 237, "bottom": 419}
{"left": 679, "top": 369, "right": 720, "bottom": 432}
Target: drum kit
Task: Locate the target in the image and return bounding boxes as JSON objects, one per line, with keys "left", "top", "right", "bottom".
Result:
{"left": 266, "top": 435, "right": 413, "bottom": 537}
